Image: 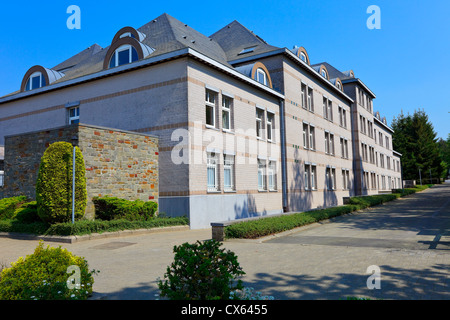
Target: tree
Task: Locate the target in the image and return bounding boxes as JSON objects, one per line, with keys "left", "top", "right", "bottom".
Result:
{"left": 392, "top": 109, "right": 443, "bottom": 182}
{"left": 35, "top": 141, "right": 87, "bottom": 223}
{"left": 437, "top": 134, "right": 450, "bottom": 179}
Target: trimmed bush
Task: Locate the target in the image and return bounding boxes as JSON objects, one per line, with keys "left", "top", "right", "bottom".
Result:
{"left": 0, "top": 196, "right": 27, "bottom": 220}
{"left": 225, "top": 205, "right": 359, "bottom": 239}
{"left": 36, "top": 142, "right": 87, "bottom": 224}
{"left": 158, "top": 240, "right": 245, "bottom": 300}
{"left": 92, "top": 196, "right": 158, "bottom": 221}
{"left": 13, "top": 201, "right": 41, "bottom": 223}
{"left": 0, "top": 241, "right": 98, "bottom": 300}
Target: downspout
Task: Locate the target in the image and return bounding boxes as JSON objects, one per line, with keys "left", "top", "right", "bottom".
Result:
{"left": 279, "top": 98, "right": 288, "bottom": 212}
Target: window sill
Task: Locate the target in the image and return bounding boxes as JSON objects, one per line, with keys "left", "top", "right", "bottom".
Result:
{"left": 269, "top": 189, "right": 278, "bottom": 192}
{"left": 207, "top": 190, "right": 221, "bottom": 194}
{"left": 224, "top": 190, "right": 236, "bottom": 193}
{"left": 222, "top": 129, "right": 235, "bottom": 134}
{"left": 205, "top": 125, "right": 219, "bottom": 131}
{"left": 258, "top": 189, "right": 268, "bottom": 192}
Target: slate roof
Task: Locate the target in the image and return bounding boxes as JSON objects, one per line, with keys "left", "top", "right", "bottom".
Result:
{"left": 311, "top": 62, "right": 353, "bottom": 81}
{"left": 20, "top": 13, "right": 232, "bottom": 89}
{"left": 209, "top": 20, "right": 281, "bottom": 62}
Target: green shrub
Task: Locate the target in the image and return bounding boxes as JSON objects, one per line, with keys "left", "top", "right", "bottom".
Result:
{"left": 0, "top": 196, "right": 27, "bottom": 220}
{"left": 0, "top": 241, "right": 98, "bottom": 300}
{"left": 92, "top": 196, "right": 158, "bottom": 221}
{"left": 158, "top": 240, "right": 245, "bottom": 300}
{"left": 44, "top": 216, "right": 189, "bottom": 236}
{"left": 36, "top": 142, "right": 87, "bottom": 224}
{"left": 13, "top": 201, "right": 41, "bottom": 223}
{"left": 225, "top": 205, "right": 358, "bottom": 239}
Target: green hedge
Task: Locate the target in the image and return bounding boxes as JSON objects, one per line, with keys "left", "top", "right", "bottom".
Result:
{"left": 0, "top": 196, "right": 28, "bottom": 220}
{"left": 0, "top": 216, "right": 189, "bottom": 236}
{"left": 225, "top": 205, "right": 359, "bottom": 239}
{"left": 225, "top": 185, "right": 432, "bottom": 239}
{"left": 92, "top": 196, "right": 158, "bottom": 221}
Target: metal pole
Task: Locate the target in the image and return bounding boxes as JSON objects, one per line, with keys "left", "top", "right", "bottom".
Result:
{"left": 429, "top": 169, "right": 432, "bottom": 184}
{"left": 72, "top": 146, "right": 76, "bottom": 224}
{"left": 419, "top": 168, "right": 422, "bottom": 185}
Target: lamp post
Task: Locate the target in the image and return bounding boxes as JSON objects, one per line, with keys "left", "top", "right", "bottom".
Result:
{"left": 71, "top": 135, "right": 78, "bottom": 224}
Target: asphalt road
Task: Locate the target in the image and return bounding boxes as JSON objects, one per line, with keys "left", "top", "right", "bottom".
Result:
{"left": 0, "top": 183, "right": 449, "bottom": 300}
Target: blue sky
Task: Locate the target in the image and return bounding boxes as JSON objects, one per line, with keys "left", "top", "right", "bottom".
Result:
{"left": 1, "top": 0, "right": 449, "bottom": 139}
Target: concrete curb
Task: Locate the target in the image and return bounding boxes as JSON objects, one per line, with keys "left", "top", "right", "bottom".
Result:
{"left": 0, "top": 225, "right": 190, "bottom": 244}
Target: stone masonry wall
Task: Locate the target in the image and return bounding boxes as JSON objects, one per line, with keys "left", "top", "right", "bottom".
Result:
{"left": 0, "top": 124, "right": 159, "bottom": 219}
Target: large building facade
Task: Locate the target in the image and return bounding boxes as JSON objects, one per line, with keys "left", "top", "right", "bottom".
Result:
{"left": 0, "top": 13, "right": 401, "bottom": 228}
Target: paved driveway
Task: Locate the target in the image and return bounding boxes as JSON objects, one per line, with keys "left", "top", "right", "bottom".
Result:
{"left": 0, "top": 184, "right": 449, "bottom": 300}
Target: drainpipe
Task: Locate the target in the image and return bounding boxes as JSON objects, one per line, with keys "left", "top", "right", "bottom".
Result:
{"left": 279, "top": 98, "right": 288, "bottom": 212}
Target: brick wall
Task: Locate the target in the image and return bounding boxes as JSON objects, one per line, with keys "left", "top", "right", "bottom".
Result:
{"left": 0, "top": 124, "right": 159, "bottom": 219}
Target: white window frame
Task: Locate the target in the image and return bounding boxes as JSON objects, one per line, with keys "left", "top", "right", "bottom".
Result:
{"left": 304, "top": 164, "right": 310, "bottom": 190}
{"left": 307, "top": 87, "right": 314, "bottom": 112}
{"left": 256, "top": 68, "right": 267, "bottom": 86}
{"left": 110, "top": 45, "right": 138, "bottom": 68}
{"left": 256, "top": 108, "right": 265, "bottom": 139}
{"left": 309, "top": 125, "right": 315, "bottom": 150}
{"left": 205, "top": 89, "right": 216, "bottom": 128}
{"left": 68, "top": 107, "right": 80, "bottom": 124}
{"left": 222, "top": 95, "right": 232, "bottom": 131}
{"left": 25, "top": 72, "right": 45, "bottom": 91}
{"left": 207, "top": 152, "right": 219, "bottom": 192}
{"left": 301, "top": 83, "right": 307, "bottom": 109}
{"left": 258, "top": 159, "right": 267, "bottom": 191}
{"left": 223, "top": 154, "right": 235, "bottom": 191}
{"left": 267, "top": 112, "right": 274, "bottom": 142}
{"left": 268, "top": 161, "right": 277, "bottom": 191}
{"left": 311, "top": 165, "right": 317, "bottom": 190}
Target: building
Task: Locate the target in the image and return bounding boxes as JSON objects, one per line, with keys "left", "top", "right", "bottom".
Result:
{"left": 0, "top": 13, "right": 401, "bottom": 228}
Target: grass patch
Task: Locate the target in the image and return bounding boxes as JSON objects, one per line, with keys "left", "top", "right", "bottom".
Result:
{"left": 225, "top": 185, "right": 432, "bottom": 239}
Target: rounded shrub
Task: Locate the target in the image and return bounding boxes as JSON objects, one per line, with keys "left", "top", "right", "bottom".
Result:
{"left": 36, "top": 141, "right": 87, "bottom": 224}
{"left": 158, "top": 240, "right": 245, "bottom": 300}
{"left": 0, "top": 241, "right": 98, "bottom": 300}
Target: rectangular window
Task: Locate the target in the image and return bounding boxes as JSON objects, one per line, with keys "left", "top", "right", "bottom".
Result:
{"left": 328, "top": 100, "right": 333, "bottom": 122}
{"left": 323, "top": 97, "right": 328, "bottom": 120}
{"left": 205, "top": 90, "right": 216, "bottom": 127}
{"left": 0, "top": 171, "right": 4, "bottom": 187}
{"left": 268, "top": 161, "right": 277, "bottom": 191}
{"left": 258, "top": 159, "right": 267, "bottom": 191}
{"left": 311, "top": 165, "right": 317, "bottom": 190}
{"left": 307, "top": 87, "right": 314, "bottom": 112}
{"left": 342, "top": 109, "right": 347, "bottom": 128}
{"left": 324, "top": 132, "right": 329, "bottom": 154}
{"left": 301, "top": 83, "right": 307, "bottom": 109}
{"left": 305, "top": 164, "right": 317, "bottom": 190}
{"left": 207, "top": 152, "right": 219, "bottom": 192}
{"left": 69, "top": 107, "right": 80, "bottom": 124}
{"left": 222, "top": 96, "right": 232, "bottom": 131}
{"left": 329, "top": 133, "right": 334, "bottom": 155}
{"left": 267, "top": 112, "right": 274, "bottom": 142}
{"left": 326, "top": 167, "right": 336, "bottom": 190}
{"left": 303, "top": 123, "right": 309, "bottom": 149}
{"left": 256, "top": 108, "right": 264, "bottom": 139}
{"left": 304, "top": 164, "right": 310, "bottom": 190}
{"left": 309, "top": 126, "right": 315, "bottom": 150}
{"left": 223, "top": 155, "right": 235, "bottom": 191}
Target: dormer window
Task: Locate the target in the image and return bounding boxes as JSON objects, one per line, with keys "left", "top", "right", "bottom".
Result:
{"left": 321, "top": 69, "right": 327, "bottom": 79}
{"left": 119, "top": 32, "right": 135, "bottom": 39}
{"left": 300, "top": 52, "right": 307, "bottom": 62}
{"left": 108, "top": 45, "right": 139, "bottom": 68}
{"left": 25, "top": 72, "right": 46, "bottom": 91}
{"left": 256, "top": 68, "right": 267, "bottom": 86}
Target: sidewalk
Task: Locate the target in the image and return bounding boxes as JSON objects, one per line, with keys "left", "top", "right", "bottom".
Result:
{"left": 0, "top": 184, "right": 449, "bottom": 300}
